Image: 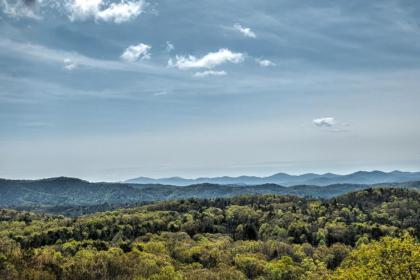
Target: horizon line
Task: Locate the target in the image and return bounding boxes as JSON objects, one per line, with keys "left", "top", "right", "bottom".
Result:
{"left": 2, "top": 169, "right": 420, "bottom": 183}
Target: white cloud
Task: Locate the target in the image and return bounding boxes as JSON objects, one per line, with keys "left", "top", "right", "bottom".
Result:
{"left": 153, "top": 91, "right": 168, "bottom": 96}
{"left": 67, "top": 0, "right": 101, "bottom": 20}
{"left": 313, "top": 117, "right": 336, "bottom": 127}
{"left": 166, "top": 41, "right": 174, "bottom": 52}
{"left": 63, "top": 58, "right": 77, "bottom": 70}
{"left": 1, "top": 0, "right": 40, "bottom": 19}
{"left": 96, "top": 1, "right": 144, "bottom": 23}
{"left": 256, "top": 58, "right": 276, "bottom": 67}
{"left": 67, "top": 0, "right": 145, "bottom": 23}
{"left": 168, "top": 49, "right": 244, "bottom": 70}
{"left": 233, "top": 23, "right": 256, "bottom": 38}
{"left": 121, "top": 43, "right": 151, "bottom": 62}
{"left": 194, "top": 70, "right": 227, "bottom": 77}
{"left": 0, "top": 38, "right": 159, "bottom": 73}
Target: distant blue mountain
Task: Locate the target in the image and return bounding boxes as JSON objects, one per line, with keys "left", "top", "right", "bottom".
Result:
{"left": 125, "top": 170, "right": 420, "bottom": 186}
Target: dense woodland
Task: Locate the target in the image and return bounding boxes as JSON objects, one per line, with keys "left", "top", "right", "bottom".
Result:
{"left": 1, "top": 177, "right": 420, "bottom": 216}
{"left": 0, "top": 188, "right": 419, "bottom": 279}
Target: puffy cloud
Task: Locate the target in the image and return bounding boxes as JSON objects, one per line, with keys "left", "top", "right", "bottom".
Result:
{"left": 67, "top": 0, "right": 145, "bottom": 23}
{"left": 121, "top": 43, "right": 151, "bottom": 62}
{"left": 1, "top": 0, "right": 145, "bottom": 22}
{"left": 1, "top": 0, "right": 40, "bottom": 19}
{"left": 67, "top": 0, "right": 100, "bottom": 20}
{"left": 256, "top": 58, "right": 275, "bottom": 67}
{"left": 194, "top": 70, "right": 227, "bottom": 77}
{"left": 96, "top": 1, "right": 143, "bottom": 23}
{"left": 168, "top": 49, "right": 244, "bottom": 70}
{"left": 313, "top": 117, "right": 350, "bottom": 132}
{"left": 63, "top": 58, "right": 78, "bottom": 70}
{"left": 313, "top": 117, "right": 336, "bottom": 127}
{"left": 233, "top": 23, "right": 256, "bottom": 38}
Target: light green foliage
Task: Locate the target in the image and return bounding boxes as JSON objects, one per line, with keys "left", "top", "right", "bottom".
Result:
{"left": 332, "top": 235, "right": 420, "bottom": 280}
{"left": 0, "top": 188, "right": 418, "bottom": 279}
{"left": 266, "top": 256, "right": 303, "bottom": 280}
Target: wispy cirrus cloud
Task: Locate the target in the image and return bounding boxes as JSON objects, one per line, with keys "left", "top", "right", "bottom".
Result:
{"left": 166, "top": 41, "right": 174, "bottom": 52}
{"left": 256, "top": 58, "right": 275, "bottom": 67}
{"left": 121, "top": 43, "right": 151, "bottom": 62}
{"left": 22, "top": 121, "right": 53, "bottom": 128}
{"left": 233, "top": 23, "right": 256, "bottom": 38}
{"left": 67, "top": 0, "right": 145, "bottom": 23}
{"left": 313, "top": 117, "right": 349, "bottom": 132}
{"left": 153, "top": 90, "right": 168, "bottom": 96}
{"left": 0, "top": 38, "right": 158, "bottom": 73}
{"left": 168, "top": 49, "right": 244, "bottom": 70}
{"left": 194, "top": 70, "right": 227, "bottom": 78}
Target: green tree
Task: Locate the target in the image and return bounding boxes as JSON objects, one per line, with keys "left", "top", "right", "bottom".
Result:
{"left": 333, "top": 235, "right": 420, "bottom": 280}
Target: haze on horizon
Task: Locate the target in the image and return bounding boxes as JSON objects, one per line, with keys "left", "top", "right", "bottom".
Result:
{"left": 1, "top": 0, "right": 420, "bottom": 182}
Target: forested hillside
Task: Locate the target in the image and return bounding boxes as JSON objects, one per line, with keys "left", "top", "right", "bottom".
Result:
{"left": 1, "top": 177, "right": 420, "bottom": 215}
{"left": 0, "top": 188, "right": 419, "bottom": 279}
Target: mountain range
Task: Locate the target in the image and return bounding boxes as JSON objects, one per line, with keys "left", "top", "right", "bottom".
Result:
{"left": 1, "top": 175, "right": 420, "bottom": 215}
{"left": 125, "top": 170, "right": 420, "bottom": 186}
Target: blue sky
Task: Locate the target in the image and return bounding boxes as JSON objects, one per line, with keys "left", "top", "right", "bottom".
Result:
{"left": 1, "top": 0, "right": 420, "bottom": 181}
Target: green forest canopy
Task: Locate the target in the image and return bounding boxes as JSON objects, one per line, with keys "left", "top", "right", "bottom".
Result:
{"left": 0, "top": 188, "right": 419, "bottom": 279}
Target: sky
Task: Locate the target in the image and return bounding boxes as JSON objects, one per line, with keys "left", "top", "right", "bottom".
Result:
{"left": 1, "top": 0, "right": 420, "bottom": 181}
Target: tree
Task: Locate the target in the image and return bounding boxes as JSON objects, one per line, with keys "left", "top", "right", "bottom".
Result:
{"left": 266, "top": 256, "right": 304, "bottom": 280}
{"left": 332, "top": 235, "right": 420, "bottom": 280}
{"left": 234, "top": 253, "right": 268, "bottom": 279}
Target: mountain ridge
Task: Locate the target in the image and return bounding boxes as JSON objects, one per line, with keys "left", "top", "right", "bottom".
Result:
{"left": 1, "top": 175, "right": 420, "bottom": 216}
{"left": 125, "top": 170, "right": 420, "bottom": 186}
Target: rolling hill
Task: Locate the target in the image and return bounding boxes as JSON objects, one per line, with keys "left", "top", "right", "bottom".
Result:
{"left": 125, "top": 170, "right": 420, "bottom": 186}
{"left": 0, "top": 176, "right": 419, "bottom": 215}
